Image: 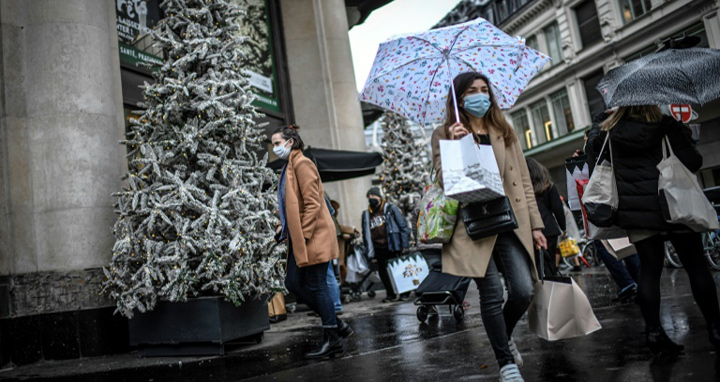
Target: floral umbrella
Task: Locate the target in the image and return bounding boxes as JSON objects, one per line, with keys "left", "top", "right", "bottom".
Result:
{"left": 359, "top": 18, "right": 550, "bottom": 126}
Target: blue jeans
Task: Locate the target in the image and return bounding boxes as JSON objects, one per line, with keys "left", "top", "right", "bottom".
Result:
{"left": 328, "top": 262, "right": 343, "bottom": 312}
{"left": 285, "top": 252, "right": 337, "bottom": 328}
{"left": 595, "top": 241, "right": 640, "bottom": 290}
{"left": 473, "top": 233, "right": 534, "bottom": 367}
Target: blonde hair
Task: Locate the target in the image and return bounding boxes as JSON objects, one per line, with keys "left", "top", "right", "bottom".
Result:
{"left": 602, "top": 105, "right": 663, "bottom": 131}
{"left": 443, "top": 72, "right": 517, "bottom": 146}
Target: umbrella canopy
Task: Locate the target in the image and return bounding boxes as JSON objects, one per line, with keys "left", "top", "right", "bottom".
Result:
{"left": 267, "top": 147, "right": 383, "bottom": 183}
{"left": 597, "top": 48, "right": 720, "bottom": 107}
{"left": 359, "top": 17, "right": 549, "bottom": 126}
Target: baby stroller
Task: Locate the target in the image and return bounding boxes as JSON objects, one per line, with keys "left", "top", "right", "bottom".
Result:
{"left": 414, "top": 250, "right": 472, "bottom": 322}
{"left": 342, "top": 238, "right": 380, "bottom": 302}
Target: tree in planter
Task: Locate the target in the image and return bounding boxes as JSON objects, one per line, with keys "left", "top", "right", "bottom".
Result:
{"left": 103, "top": 0, "right": 285, "bottom": 318}
{"left": 376, "top": 111, "right": 431, "bottom": 220}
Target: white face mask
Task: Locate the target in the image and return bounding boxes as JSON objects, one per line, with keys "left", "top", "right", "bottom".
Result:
{"left": 273, "top": 140, "right": 292, "bottom": 160}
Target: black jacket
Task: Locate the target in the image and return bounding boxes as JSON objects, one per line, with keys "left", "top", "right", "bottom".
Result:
{"left": 587, "top": 115, "right": 702, "bottom": 231}
{"left": 535, "top": 184, "right": 566, "bottom": 237}
{"left": 362, "top": 203, "right": 410, "bottom": 257}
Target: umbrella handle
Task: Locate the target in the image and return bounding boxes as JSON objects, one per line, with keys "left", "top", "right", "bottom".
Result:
{"left": 447, "top": 58, "right": 460, "bottom": 124}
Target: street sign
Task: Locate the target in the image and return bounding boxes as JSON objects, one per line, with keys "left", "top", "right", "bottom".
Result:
{"left": 669, "top": 104, "right": 693, "bottom": 123}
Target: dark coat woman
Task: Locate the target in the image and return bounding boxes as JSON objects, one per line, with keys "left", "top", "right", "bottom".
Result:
{"left": 526, "top": 157, "right": 566, "bottom": 276}
{"left": 587, "top": 106, "right": 720, "bottom": 355}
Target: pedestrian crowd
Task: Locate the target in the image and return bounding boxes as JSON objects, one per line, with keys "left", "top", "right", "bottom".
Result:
{"left": 271, "top": 70, "right": 720, "bottom": 381}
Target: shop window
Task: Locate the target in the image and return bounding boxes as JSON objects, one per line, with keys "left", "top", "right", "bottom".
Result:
{"left": 511, "top": 110, "right": 533, "bottom": 150}
{"left": 575, "top": 0, "right": 602, "bottom": 49}
{"left": 583, "top": 70, "right": 605, "bottom": 119}
{"left": 544, "top": 22, "right": 563, "bottom": 66}
{"left": 530, "top": 100, "right": 553, "bottom": 144}
{"left": 619, "top": 0, "right": 652, "bottom": 24}
{"left": 551, "top": 89, "right": 575, "bottom": 136}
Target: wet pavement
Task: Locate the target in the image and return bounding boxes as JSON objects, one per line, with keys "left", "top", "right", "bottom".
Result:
{"left": 3, "top": 266, "right": 720, "bottom": 381}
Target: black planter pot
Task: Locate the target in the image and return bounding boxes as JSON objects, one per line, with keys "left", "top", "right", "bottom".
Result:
{"left": 128, "top": 296, "right": 269, "bottom": 356}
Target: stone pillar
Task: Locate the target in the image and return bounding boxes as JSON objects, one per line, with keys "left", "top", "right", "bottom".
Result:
{"left": 280, "top": 0, "right": 371, "bottom": 228}
{"left": 0, "top": 0, "right": 125, "bottom": 299}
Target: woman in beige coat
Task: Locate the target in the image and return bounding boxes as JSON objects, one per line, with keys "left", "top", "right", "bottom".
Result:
{"left": 272, "top": 125, "right": 352, "bottom": 360}
{"left": 431, "top": 72, "right": 546, "bottom": 382}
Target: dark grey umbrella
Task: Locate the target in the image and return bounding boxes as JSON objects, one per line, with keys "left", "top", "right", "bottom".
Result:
{"left": 597, "top": 48, "right": 720, "bottom": 107}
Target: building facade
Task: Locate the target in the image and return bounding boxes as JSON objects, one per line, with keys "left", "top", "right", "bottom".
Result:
{"left": 0, "top": 0, "right": 377, "bottom": 367}
{"left": 438, "top": 0, "right": 720, "bottom": 197}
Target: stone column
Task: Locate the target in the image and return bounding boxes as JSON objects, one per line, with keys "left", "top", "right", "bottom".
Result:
{"left": 280, "top": 0, "right": 371, "bottom": 228}
{"left": 0, "top": 0, "right": 125, "bottom": 297}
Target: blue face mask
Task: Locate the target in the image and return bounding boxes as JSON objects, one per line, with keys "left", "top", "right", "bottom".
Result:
{"left": 463, "top": 93, "right": 491, "bottom": 118}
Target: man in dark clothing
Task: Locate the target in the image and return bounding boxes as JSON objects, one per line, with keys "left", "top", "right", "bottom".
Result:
{"left": 362, "top": 187, "right": 411, "bottom": 302}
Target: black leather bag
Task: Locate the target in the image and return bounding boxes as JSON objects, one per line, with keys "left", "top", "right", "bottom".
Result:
{"left": 460, "top": 196, "right": 518, "bottom": 240}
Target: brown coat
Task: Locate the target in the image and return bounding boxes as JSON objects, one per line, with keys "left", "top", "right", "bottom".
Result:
{"left": 284, "top": 150, "right": 339, "bottom": 267}
{"left": 431, "top": 125, "right": 544, "bottom": 280}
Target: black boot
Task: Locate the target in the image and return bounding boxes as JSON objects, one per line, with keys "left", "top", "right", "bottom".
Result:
{"left": 304, "top": 328, "right": 344, "bottom": 359}
{"left": 338, "top": 318, "right": 354, "bottom": 339}
{"left": 708, "top": 322, "right": 720, "bottom": 349}
{"left": 646, "top": 327, "right": 684, "bottom": 355}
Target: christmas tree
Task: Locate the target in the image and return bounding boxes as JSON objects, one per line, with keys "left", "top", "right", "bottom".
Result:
{"left": 376, "top": 111, "right": 431, "bottom": 219}
{"left": 102, "top": 0, "right": 285, "bottom": 318}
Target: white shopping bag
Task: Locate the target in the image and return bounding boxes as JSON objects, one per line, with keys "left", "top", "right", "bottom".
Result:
{"left": 440, "top": 134, "right": 505, "bottom": 204}
{"left": 602, "top": 238, "right": 637, "bottom": 259}
{"left": 387, "top": 254, "right": 430, "bottom": 295}
{"left": 565, "top": 156, "right": 590, "bottom": 211}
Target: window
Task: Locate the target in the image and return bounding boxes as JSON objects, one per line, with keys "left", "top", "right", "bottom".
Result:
{"left": 530, "top": 100, "right": 553, "bottom": 144}
{"left": 511, "top": 110, "right": 533, "bottom": 150}
{"left": 544, "top": 22, "right": 563, "bottom": 66}
{"left": 526, "top": 35, "right": 539, "bottom": 51}
{"left": 551, "top": 90, "right": 575, "bottom": 136}
{"left": 575, "top": 0, "right": 602, "bottom": 48}
{"left": 619, "top": 0, "right": 652, "bottom": 24}
{"left": 497, "top": 0, "right": 509, "bottom": 22}
{"left": 583, "top": 71, "right": 605, "bottom": 119}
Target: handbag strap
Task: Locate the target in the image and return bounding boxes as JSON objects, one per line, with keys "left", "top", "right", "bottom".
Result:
{"left": 661, "top": 135, "right": 675, "bottom": 159}
{"left": 595, "top": 133, "right": 613, "bottom": 167}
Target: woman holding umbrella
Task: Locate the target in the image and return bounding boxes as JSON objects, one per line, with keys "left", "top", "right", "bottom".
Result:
{"left": 587, "top": 106, "right": 720, "bottom": 354}
{"left": 273, "top": 125, "right": 353, "bottom": 359}
{"left": 431, "top": 72, "right": 547, "bottom": 382}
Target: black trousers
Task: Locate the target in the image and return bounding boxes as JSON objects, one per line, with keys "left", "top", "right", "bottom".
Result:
{"left": 375, "top": 246, "right": 400, "bottom": 298}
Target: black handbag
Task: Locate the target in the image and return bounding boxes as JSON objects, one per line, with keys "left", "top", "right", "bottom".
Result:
{"left": 460, "top": 196, "right": 518, "bottom": 240}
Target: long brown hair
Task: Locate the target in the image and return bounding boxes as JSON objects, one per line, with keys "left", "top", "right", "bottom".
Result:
{"left": 526, "top": 157, "right": 552, "bottom": 195}
{"left": 601, "top": 105, "right": 663, "bottom": 131}
{"left": 442, "top": 72, "right": 516, "bottom": 146}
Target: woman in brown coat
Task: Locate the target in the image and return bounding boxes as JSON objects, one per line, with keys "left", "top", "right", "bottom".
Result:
{"left": 431, "top": 72, "right": 546, "bottom": 382}
{"left": 272, "top": 125, "right": 352, "bottom": 359}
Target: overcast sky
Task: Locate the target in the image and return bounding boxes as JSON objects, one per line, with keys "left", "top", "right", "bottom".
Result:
{"left": 348, "top": 0, "right": 463, "bottom": 92}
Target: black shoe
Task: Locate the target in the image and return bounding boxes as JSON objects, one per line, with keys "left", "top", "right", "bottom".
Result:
{"left": 646, "top": 327, "right": 684, "bottom": 355}
{"left": 382, "top": 296, "right": 398, "bottom": 303}
{"left": 708, "top": 322, "right": 720, "bottom": 349}
{"left": 338, "top": 319, "right": 354, "bottom": 339}
{"left": 612, "top": 285, "right": 637, "bottom": 303}
{"left": 304, "top": 329, "right": 345, "bottom": 359}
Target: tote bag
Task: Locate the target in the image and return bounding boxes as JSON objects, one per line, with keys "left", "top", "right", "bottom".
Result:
{"left": 581, "top": 134, "right": 618, "bottom": 227}
{"left": 658, "top": 136, "right": 720, "bottom": 232}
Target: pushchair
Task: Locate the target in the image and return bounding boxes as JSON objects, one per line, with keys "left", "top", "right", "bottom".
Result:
{"left": 413, "top": 250, "right": 472, "bottom": 322}
{"left": 342, "top": 239, "right": 380, "bottom": 302}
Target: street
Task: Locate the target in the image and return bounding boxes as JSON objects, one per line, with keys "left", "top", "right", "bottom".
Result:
{"left": 3, "top": 266, "right": 720, "bottom": 382}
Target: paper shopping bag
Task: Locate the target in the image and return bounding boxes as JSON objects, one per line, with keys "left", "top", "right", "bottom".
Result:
{"left": 440, "top": 134, "right": 505, "bottom": 204}
{"left": 602, "top": 238, "right": 636, "bottom": 259}
{"left": 387, "top": 253, "right": 430, "bottom": 295}
{"left": 528, "top": 276, "right": 602, "bottom": 341}
{"left": 565, "top": 155, "right": 590, "bottom": 211}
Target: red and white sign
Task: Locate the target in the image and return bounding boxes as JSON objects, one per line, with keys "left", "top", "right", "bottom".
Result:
{"left": 670, "top": 104, "right": 693, "bottom": 123}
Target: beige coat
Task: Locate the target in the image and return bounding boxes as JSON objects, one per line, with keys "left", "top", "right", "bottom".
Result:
{"left": 285, "top": 150, "right": 339, "bottom": 267}
{"left": 431, "top": 125, "right": 544, "bottom": 280}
